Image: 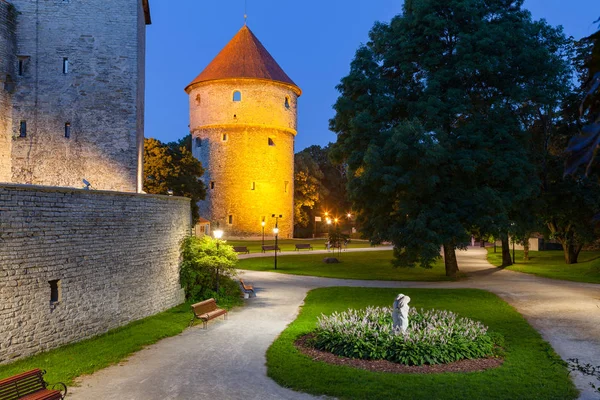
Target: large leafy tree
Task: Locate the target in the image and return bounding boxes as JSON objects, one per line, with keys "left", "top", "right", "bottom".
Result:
{"left": 565, "top": 20, "right": 600, "bottom": 174}
{"left": 144, "top": 137, "right": 206, "bottom": 223}
{"left": 302, "top": 145, "right": 351, "bottom": 216}
{"left": 293, "top": 144, "right": 352, "bottom": 235}
{"left": 534, "top": 39, "right": 600, "bottom": 264}
{"left": 330, "top": 0, "right": 570, "bottom": 276}
{"left": 294, "top": 151, "right": 325, "bottom": 228}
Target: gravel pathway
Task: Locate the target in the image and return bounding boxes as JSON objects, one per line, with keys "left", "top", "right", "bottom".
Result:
{"left": 69, "top": 247, "right": 600, "bottom": 400}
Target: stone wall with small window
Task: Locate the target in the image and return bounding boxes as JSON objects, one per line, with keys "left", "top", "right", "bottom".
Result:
{"left": 0, "top": 2, "right": 17, "bottom": 183}
{"left": 0, "top": 184, "right": 191, "bottom": 364}
{"left": 7, "top": 0, "right": 147, "bottom": 192}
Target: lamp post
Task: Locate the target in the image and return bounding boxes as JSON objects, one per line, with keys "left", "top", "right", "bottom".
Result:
{"left": 261, "top": 220, "right": 265, "bottom": 246}
{"left": 272, "top": 214, "right": 282, "bottom": 270}
{"left": 213, "top": 229, "right": 224, "bottom": 292}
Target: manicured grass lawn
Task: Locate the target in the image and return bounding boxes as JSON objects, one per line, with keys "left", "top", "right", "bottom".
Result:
{"left": 237, "top": 250, "right": 451, "bottom": 281}
{"left": 267, "top": 287, "right": 577, "bottom": 400}
{"left": 0, "top": 300, "right": 236, "bottom": 386}
{"left": 486, "top": 248, "right": 600, "bottom": 284}
{"left": 226, "top": 238, "right": 374, "bottom": 253}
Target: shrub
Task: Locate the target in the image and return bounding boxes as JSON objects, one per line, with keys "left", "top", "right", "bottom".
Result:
{"left": 312, "top": 306, "right": 498, "bottom": 365}
{"left": 180, "top": 236, "right": 241, "bottom": 307}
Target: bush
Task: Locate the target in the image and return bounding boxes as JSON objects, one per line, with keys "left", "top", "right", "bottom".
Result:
{"left": 180, "top": 236, "right": 241, "bottom": 307}
{"left": 312, "top": 306, "right": 499, "bottom": 365}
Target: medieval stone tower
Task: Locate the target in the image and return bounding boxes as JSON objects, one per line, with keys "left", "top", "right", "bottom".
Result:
{"left": 0, "top": 0, "right": 151, "bottom": 192}
{"left": 186, "top": 25, "right": 301, "bottom": 238}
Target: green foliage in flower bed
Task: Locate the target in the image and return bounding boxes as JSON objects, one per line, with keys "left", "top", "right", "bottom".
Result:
{"left": 313, "top": 307, "right": 497, "bottom": 365}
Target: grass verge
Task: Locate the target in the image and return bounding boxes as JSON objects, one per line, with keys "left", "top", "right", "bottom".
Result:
{"left": 238, "top": 250, "right": 451, "bottom": 281}
{"left": 226, "top": 238, "right": 374, "bottom": 253}
{"left": 486, "top": 248, "right": 600, "bottom": 284}
{"left": 0, "top": 299, "right": 239, "bottom": 386}
{"left": 267, "top": 287, "right": 577, "bottom": 400}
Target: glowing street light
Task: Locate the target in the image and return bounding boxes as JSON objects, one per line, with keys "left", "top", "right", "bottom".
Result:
{"left": 261, "top": 220, "right": 266, "bottom": 246}
{"left": 213, "top": 229, "right": 224, "bottom": 291}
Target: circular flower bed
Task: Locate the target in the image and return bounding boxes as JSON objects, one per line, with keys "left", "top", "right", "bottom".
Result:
{"left": 311, "top": 306, "right": 499, "bottom": 366}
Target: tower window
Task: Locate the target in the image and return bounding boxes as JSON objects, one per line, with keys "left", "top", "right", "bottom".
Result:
{"left": 64, "top": 122, "right": 71, "bottom": 138}
{"left": 222, "top": 133, "right": 227, "bottom": 141}
{"left": 63, "top": 58, "right": 69, "bottom": 74}
{"left": 233, "top": 91, "right": 241, "bottom": 102}
{"left": 17, "top": 56, "right": 29, "bottom": 76}
{"left": 268, "top": 137, "right": 275, "bottom": 146}
{"left": 195, "top": 137, "right": 202, "bottom": 147}
{"left": 19, "top": 120, "right": 26, "bottom": 137}
{"left": 251, "top": 182, "right": 256, "bottom": 190}
{"left": 228, "top": 215, "right": 233, "bottom": 225}
{"left": 285, "top": 96, "right": 290, "bottom": 109}
{"left": 195, "top": 94, "right": 201, "bottom": 105}
{"left": 49, "top": 279, "right": 61, "bottom": 304}
{"left": 284, "top": 181, "right": 289, "bottom": 193}
{"left": 210, "top": 181, "right": 215, "bottom": 189}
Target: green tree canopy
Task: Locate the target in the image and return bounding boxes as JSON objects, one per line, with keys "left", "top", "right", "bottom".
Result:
{"left": 144, "top": 137, "right": 206, "bottom": 224}
{"left": 180, "top": 236, "right": 238, "bottom": 302}
{"left": 330, "top": 0, "right": 571, "bottom": 276}
{"left": 294, "top": 151, "right": 325, "bottom": 228}
{"left": 294, "top": 144, "right": 352, "bottom": 236}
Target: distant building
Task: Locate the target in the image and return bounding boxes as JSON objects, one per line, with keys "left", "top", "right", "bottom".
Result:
{"left": 0, "top": 0, "right": 151, "bottom": 192}
{"left": 186, "top": 25, "right": 301, "bottom": 238}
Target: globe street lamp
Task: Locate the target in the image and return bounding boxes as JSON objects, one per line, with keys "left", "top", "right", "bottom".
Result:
{"left": 261, "top": 220, "right": 266, "bottom": 246}
{"left": 213, "top": 229, "right": 224, "bottom": 292}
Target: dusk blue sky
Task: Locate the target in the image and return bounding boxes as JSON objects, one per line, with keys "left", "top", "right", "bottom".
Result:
{"left": 145, "top": 0, "right": 599, "bottom": 151}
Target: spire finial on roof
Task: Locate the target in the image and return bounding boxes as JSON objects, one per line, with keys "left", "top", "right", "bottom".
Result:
{"left": 244, "top": 0, "right": 247, "bottom": 25}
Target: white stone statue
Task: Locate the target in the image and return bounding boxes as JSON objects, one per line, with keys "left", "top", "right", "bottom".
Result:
{"left": 392, "top": 294, "right": 411, "bottom": 333}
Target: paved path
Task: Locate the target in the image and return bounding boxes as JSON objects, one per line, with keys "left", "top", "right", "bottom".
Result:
{"left": 70, "top": 247, "right": 600, "bottom": 400}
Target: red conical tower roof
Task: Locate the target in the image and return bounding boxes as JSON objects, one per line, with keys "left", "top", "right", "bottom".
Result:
{"left": 185, "top": 25, "right": 301, "bottom": 95}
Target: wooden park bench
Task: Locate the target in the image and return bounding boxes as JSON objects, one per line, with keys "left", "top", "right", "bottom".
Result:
{"left": 261, "top": 245, "right": 281, "bottom": 253}
{"left": 190, "top": 298, "right": 228, "bottom": 329}
{"left": 0, "top": 369, "right": 67, "bottom": 400}
{"left": 295, "top": 243, "right": 313, "bottom": 251}
{"left": 239, "top": 279, "right": 256, "bottom": 297}
{"left": 233, "top": 246, "right": 250, "bottom": 254}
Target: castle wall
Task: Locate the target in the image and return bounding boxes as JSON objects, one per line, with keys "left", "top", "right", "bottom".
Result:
{"left": 0, "top": 1, "right": 16, "bottom": 183}
{"left": 8, "top": 0, "right": 146, "bottom": 192}
{"left": 188, "top": 80, "right": 297, "bottom": 238}
{"left": 0, "top": 184, "right": 190, "bottom": 364}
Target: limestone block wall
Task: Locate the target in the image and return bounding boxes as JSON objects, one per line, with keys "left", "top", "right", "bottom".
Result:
{"left": 0, "top": 1, "right": 16, "bottom": 183}
{"left": 188, "top": 79, "right": 298, "bottom": 238}
{"left": 0, "top": 184, "right": 190, "bottom": 364}
{"left": 9, "top": 0, "right": 147, "bottom": 192}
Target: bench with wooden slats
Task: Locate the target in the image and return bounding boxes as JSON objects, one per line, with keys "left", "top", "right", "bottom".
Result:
{"left": 294, "top": 243, "right": 313, "bottom": 251}
{"left": 189, "top": 298, "right": 228, "bottom": 329}
{"left": 261, "top": 245, "right": 280, "bottom": 253}
{"left": 239, "top": 279, "right": 255, "bottom": 297}
{"left": 0, "top": 369, "right": 66, "bottom": 400}
{"left": 233, "top": 246, "right": 250, "bottom": 254}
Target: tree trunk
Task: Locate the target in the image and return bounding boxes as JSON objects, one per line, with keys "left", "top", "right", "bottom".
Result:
{"left": 501, "top": 234, "right": 512, "bottom": 267}
{"left": 443, "top": 243, "right": 459, "bottom": 278}
{"left": 563, "top": 243, "right": 582, "bottom": 264}
{"left": 523, "top": 241, "right": 530, "bottom": 261}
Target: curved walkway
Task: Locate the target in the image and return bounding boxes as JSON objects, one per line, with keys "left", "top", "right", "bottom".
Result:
{"left": 70, "top": 248, "right": 600, "bottom": 400}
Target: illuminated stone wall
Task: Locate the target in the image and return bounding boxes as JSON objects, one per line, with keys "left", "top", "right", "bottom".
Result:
{"left": 188, "top": 79, "right": 298, "bottom": 238}
{"left": 0, "top": 184, "right": 190, "bottom": 364}
{"left": 7, "top": 0, "right": 147, "bottom": 192}
{"left": 0, "top": 2, "right": 16, "bottom": 183}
